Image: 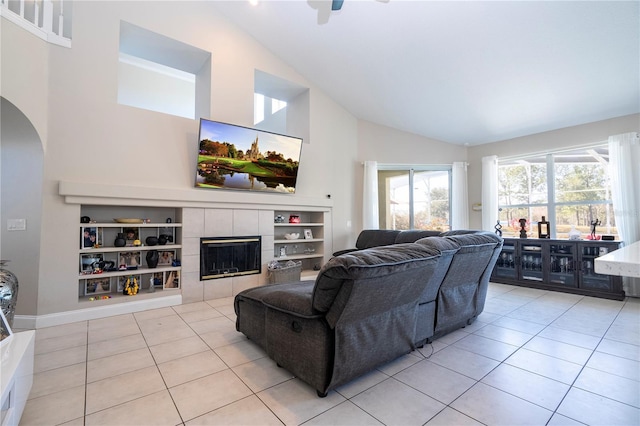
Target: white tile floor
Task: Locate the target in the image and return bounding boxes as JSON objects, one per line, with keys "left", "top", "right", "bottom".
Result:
{"left": 19, "top": 283, "right": 640, "bottom": 425}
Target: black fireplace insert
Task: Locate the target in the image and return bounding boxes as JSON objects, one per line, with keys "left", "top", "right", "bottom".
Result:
{"left": 200, "top": 236, "right": 261, "bottom": 280}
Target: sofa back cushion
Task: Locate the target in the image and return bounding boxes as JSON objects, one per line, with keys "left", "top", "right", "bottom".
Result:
{"left": 355, "top": 229, "right": 400, "bottom": 250}
{"left": 312, "top": 243, "right": 440, "bottom": 317}
{"left": 434, "top": 232, "right": 502, "bottom": 332}
{"left": 394, "top": 230, "right": 441, "bottom": 244}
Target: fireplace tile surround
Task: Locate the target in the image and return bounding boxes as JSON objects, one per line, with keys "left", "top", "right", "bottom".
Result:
{"left": 180, "top": 208, "right": 277, "bottom": 303}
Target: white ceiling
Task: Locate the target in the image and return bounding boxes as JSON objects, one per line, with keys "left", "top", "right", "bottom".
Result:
{"left": 211, "top": 0, "right": 639, "bottom": 146}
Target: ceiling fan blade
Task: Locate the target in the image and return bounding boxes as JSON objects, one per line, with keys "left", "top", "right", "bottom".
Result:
{"left": 331, "top": 0, "right": 344, "bottom": 11}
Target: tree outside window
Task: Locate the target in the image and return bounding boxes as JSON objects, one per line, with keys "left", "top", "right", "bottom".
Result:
{"left": 498, "top": 146, "right": 617, "bottom": 239}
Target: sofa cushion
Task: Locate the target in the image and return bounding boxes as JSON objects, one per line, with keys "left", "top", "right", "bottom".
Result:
{"left": 312, "top": 243, "right": 441, "bottom": 313}
{"left": 261, "top": 281, "right": 317, "bottom": 317}
{"left": 355, "top": 229, "right": 400, "bottom": 249}
{"left": 394, "top": 230, "right": 441, "bottom": 244}
{"left": 439, "top": 229, "right": 482, "bottom": 236}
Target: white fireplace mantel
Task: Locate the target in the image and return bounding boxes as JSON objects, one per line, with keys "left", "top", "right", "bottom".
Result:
{"left": 59, "top": 181, "right": 333, "bottom": 211}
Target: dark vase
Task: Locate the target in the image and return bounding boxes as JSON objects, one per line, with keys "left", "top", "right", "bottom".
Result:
{"left": 158, "top": 234, "right": 168, "bottom": 245}
{"left": 114, "top": 233, "right": 126, "bottom": 247}
{"left": 145, "top": 236, "right": 158, "bottom": 246}
{"left": 146, "top": 250, "right": 159, "bottom": 268}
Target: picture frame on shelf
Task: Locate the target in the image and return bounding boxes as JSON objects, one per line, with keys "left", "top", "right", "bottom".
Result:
{"left": 304, "top": 229, "right": 313, "bottom": 240}
{"left": 123, "top": 228, "right": 139, "bottom": 247}
{"left": 164, "top": 270, "right": 180, "bottom": 288}
{"left": 118, "top": 252, "right": 141, "bottom": 269}
{"left": 84, "top": 277, "right": 111, "bottom": 296}
{"left": 158, "top": 250, "right": 175, "bottom": 267}
{"left": 81, "top": 227, "right": 102, "bottom": 248}
{"left": 0, "top": 308, "right": 13, "bottom": 348}
{"left": 80, "top": 253, "right": 104, "bottom": 273}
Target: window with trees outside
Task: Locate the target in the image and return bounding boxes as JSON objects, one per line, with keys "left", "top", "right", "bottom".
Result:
{"left": 498, "top": 145, "right": 616, "bottom": 239}
{"left": 378, "top": 166, "right": 451, "bottom": 231}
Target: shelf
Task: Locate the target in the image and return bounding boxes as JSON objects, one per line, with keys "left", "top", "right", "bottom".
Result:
{"left": 80, "top": 244, "right": 181, "bottom": 254}
{"left": 275, "top": 223, "right": 323, "bottom": 227}
{"left": 274, "top": 253, "right": 324, "bottom": 261}
{"left": 80, "top": 222, "right": 182, "bottom": 228}
{"left": 78, "top": 288, "right": 181, "bottom": 304}
{"left": 274, "top": 239, "right": 323, "bottom": 244}
{"left": 79, "top": 265, "right": 180, "bottom": 280}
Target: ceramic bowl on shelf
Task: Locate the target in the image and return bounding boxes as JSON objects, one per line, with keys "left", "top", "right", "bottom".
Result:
{"left": 284, "top": 233, "right": 300, "bottom": 240}
{"left": 113, "top": 218, "right": 143, "bottom": 224}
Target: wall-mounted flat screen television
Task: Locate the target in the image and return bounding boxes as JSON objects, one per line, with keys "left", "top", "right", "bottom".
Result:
{"left": 195, "top": 119, "right": 303, "bottom": 194}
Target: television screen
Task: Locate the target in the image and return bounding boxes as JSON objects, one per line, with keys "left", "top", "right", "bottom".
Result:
{"left": 195, "top": 119, "right": 303, "bottom": 194}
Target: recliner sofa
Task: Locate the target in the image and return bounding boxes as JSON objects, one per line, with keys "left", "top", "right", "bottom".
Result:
{"left": 234, "top": 231, "right": 502, "bottom": 397}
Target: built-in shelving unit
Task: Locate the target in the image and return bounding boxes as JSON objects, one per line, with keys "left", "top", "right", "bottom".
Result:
{"left": 78, "top": 206, "right": 182, "bottom": 304}
{"left": 273, "top": 210, "right": 327, "bottom": 278}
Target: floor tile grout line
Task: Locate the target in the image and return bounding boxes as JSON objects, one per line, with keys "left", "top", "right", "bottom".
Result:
{"left": 25, "top": 286, "right": 638, "bottom": 426}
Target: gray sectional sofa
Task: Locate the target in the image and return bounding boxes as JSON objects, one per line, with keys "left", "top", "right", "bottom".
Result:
{"left": 234, "top": 231, "right": 503, "bottom": 397}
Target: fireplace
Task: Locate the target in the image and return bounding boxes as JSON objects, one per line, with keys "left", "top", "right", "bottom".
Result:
{"left": 200, "top": 236, "right": 261, "bottom": 280}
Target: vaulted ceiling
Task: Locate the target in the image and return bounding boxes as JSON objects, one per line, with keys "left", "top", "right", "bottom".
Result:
{"left": 211, "top": 1, "right": 639, "bottom": 146}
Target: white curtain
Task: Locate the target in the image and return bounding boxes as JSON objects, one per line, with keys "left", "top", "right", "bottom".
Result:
{"left": 363, "top": 160, "right": 379, "bottom": 230}
{"left": 482, "top": 155, "right": 499, "bottom": 232}
{"left": 451, "top": 162, "right": 469, "bottom": 229}
{"left": 608, "top": 132, "right": 640, "bottom": 296}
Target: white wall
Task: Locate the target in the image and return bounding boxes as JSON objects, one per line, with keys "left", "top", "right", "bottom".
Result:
{"left": 1, "top": 1, "right": 358, "bottom": 317}
{"left": 0, "top": 15, "right": 49, "bottom": 146}
{"left": 0, "top": 98, "right": 43, "bottom": 317}
{"left": 352, "top": 120, "right": 468, "bottom": 246}
{"left": 466, "top": 113, "right": 640, "bottom": 229}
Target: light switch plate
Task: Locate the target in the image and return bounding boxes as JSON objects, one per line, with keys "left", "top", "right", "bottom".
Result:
{"left": 7, "top": 219, "right": 26, "bottom": 231}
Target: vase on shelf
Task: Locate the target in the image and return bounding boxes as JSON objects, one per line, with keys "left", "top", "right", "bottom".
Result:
{"left": 0, "top": 260, "right": 19, "bottom": 327}
{"left": 114, "top": 233, "right": 126, "bottom": 247}
{"left": 146, "top": 250, "right": 159, "bottom": 268}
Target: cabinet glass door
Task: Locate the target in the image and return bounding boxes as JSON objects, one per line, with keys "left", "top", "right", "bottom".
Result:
{"left": 519, "top": 243, "right": 544, "bottom": 282}
{"left": 549, "top": 243, "right": 577, "bottom": 287}
{"left": 494, "top": 241, "right": 517, "bottom": 280}
{"left": 580, "top": 244, "right": 613, "bottom": 290}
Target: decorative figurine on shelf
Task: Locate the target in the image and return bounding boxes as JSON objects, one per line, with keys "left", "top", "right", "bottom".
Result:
{"left": 537, "top": 216, "right": 550, "bottom": 239}
{"left": 123, "top": 275, "right": 139, "bottom": 296}
{"left": 519, "top": 218, "right": 528, "bottom": 239}
{"left": 289, "top": 215, "right": 301, "bottom": 224}
{"left": 494, "top": 220, "right": 502, "bottom": 237}
{"left": 588, "top": 218, "right": 602, "bottom": 240}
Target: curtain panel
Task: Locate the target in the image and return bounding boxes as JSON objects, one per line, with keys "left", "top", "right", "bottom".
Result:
{"left": 481, "top": 155, "right": 499, "bottom": 232}
{"left": 451, "top": 162, "right": 469, "bottom": 229}
{"left": 362, "top": 160, "right": 379, "bottom": 230}
{"left": 608, "top": 132, "right": 640, "bottom": 296}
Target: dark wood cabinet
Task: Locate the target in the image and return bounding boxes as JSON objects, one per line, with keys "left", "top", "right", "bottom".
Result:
{"left": 491, "top": 238, "right": 624, "bottom": 300}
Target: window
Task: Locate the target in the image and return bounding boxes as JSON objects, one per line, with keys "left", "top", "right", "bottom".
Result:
{"left": 378, "top": 166, "right": 451, "bottom": 231}
{"left": 498, "top": 145, "right": 616, "bottom": 239}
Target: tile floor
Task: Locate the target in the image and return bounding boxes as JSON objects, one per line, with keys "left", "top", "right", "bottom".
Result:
{"left": 19, "top": 283, "right": 640, "bottom": 425}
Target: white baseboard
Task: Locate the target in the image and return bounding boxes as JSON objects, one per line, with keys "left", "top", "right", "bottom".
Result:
{"left": 13, "top": 295, "right": 182, "bottom": 329}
